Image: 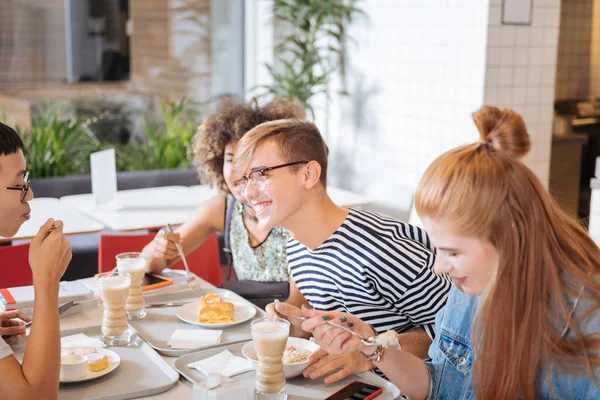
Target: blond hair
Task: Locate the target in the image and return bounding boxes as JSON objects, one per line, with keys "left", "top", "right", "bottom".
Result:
{"left": 231, "top": 119, "right": 329, "bottom": 187}
{"left": 415, "top": 105, "right": 600, "bottom": 398}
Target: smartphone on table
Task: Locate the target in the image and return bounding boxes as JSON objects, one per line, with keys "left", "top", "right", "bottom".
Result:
{"left": 94, "top": 272, "right": 172, "bottom": 291}
{"left": 141, "top": 273, "right": 173, "bottom": 291}
{"left": 325, "top": 381, "right": 383, "bottom": 400}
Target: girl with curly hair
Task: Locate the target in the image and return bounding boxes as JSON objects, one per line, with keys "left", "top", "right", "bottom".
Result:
{"left": 143, "top": 97, "right": 305, "bottom": 306}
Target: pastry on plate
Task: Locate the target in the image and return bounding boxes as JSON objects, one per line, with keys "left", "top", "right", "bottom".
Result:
{"left": 62, "top": 347, "right": 109, "bottom": 373}
{"left": 198, "top": 292, "right": 234, "bottom": 324}
{"left": 86, "top": 353, "right": 109, "bottom": 372}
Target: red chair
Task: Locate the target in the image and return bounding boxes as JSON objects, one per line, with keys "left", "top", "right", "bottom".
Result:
{"left": 98, "top": 233, "right": 223, "bottom": 287}
{"left": 0, "top": 243, "right": 33, "bottom": 289}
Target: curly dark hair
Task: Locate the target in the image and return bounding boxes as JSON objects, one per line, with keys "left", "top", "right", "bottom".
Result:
{"left": 192, "top": 97, "right": 306, "bottom": 192}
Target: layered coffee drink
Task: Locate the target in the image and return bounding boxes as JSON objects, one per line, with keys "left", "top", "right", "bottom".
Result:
{"left": 251, "top": 317, "right": 290, "bottom": 399}
{"left": 116, "top": 252, "right": 147, "bottom": 320}
{"left": 97, "top": 272, "right": 131, "bottom": 346}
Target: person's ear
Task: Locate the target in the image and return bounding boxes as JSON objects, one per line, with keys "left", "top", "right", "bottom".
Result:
{"left": 302, "top": 161, "right": 321, "bottom": 189}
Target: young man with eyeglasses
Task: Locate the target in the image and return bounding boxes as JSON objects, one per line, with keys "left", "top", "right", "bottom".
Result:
{"left": 231, "top": 119, "right": 451, "bottom": 384}
{"left": 0, "top": 122, "right": 72, "bottom": 398}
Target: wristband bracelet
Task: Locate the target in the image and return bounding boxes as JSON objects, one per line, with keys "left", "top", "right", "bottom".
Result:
{"left": 360, "top": 345, "right": 385, "bottom": 362}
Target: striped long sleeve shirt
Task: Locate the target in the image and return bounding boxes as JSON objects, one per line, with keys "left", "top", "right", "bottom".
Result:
{"left": 288, "top": 209, "right": 451, "bottom": 340}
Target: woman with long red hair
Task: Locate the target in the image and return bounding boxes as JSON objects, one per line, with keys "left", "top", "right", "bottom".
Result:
{"left": 301, "top": 105, "right": 600, "bottom": 399}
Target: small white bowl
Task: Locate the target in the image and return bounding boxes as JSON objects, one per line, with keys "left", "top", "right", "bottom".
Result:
{"left": 60, "top": 354, "right": 88, "bottom": 380}
{"left": 242, "top": 337, "right": 320, "bottom": 379}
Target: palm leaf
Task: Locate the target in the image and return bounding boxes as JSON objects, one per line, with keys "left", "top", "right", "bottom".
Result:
{"left": 265, "top": 0, "right": 365, "bottom": 114}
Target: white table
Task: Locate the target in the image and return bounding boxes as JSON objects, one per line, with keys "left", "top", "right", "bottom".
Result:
{"left": 51, "top": 274, "right": 397, "bottom": 399}
{"left": 56, "top": 276, "right": 215, "bottom": 398}
{"left": 58, "top": 309, "right": 189, "bottom": 399}
{"left": 0, "top": 198, "right": 105, "bottom": 243}
{"left": 60, "top": 186, "right": 219, "bottom": 232}
{"left": 59, "top": 185, "right": 371, "bottom": 232}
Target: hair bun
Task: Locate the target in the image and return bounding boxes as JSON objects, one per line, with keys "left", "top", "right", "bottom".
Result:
{"left": 473, "top": 105, "right": 531, "bottom": 159}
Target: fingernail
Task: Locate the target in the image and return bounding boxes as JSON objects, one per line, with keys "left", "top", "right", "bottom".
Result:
{"left": 348, "top": 322, "right": 354, "bottom": 327}
{"left": 322, "top": 315, "right": 330, "bottom": 321}
{"left": 302, "top": 303, "right": 313, "bottom": 310}
{"left": 340, "top": 317, "right": 347, "bottom": 323}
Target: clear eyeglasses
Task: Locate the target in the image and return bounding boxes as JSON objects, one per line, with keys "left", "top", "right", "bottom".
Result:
{"left": 233, "top": 161, "right": 308, "bottom": 196}
{"left": 5, "top": 171, "right": 31, "bottom": 202}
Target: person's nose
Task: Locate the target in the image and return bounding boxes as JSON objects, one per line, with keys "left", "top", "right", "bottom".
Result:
{"left": 23, "top": 187, "right": 34, "bottom": 203}
{"left": 243, "top": 180, "right": 260, "bottom": 201}
{"left": 433, "top": 255, "right": 452, "bottom": 275}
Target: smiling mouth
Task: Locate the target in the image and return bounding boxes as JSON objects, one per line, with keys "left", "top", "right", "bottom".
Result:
{"left": 252, "top": 201, "right": 272, "bottom": 215}
{"left": 22, "top": 213, "right": 30, "bottom": 220}
{"left": 451, "top": 276, "right": 467, "bottom": 284}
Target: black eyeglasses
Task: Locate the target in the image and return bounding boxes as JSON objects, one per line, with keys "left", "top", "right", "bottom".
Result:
{"left": 234, "top": 161, "right": 308, "bottom": 195}
{"left": 5, "top": 171, "right": 31, "bottom": 202}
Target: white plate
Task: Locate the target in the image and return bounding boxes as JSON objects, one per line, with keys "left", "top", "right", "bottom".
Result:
{"left": 60, "top": 348, "right": 121, "bottom": 383}
{"left": 176, "top": 301, "right": 257, "bottom": 328}
{"left": 242, "top": 337, "right": 320, "bottom": 379}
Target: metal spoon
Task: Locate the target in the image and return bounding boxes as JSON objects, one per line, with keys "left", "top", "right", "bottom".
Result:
{"left": 273, "top": 300, "right": 377, "bottom": 346}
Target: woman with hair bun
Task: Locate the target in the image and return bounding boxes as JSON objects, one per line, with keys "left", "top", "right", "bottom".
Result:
{"left": 300, "top": 105, "right": 600, "bottom": 399}
{"left": 142, "top": 97, "right": 305, "bottom": 307}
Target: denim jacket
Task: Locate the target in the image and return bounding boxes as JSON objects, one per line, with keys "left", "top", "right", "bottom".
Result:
{"left": 425, "top": 286, "right": 600, "bottom": 399}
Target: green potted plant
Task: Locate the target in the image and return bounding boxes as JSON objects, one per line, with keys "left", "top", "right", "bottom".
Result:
{"left": 21, "top": 103, "right": 101, "bottom": 178}
{"left": 5, "top": 99, "right": 202, "bottom": 198}
{"left": 261, "top": 0, "right": 365, "bottom": 116}
{"left": 117, "top": 98, "right": 199, "bottom": 171}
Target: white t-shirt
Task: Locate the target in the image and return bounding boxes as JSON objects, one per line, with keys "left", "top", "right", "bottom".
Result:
{"left": 0, "top": 337, "right": 14, "bottom": 360}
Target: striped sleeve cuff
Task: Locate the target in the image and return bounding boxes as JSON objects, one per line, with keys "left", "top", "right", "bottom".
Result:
{"left": 423, "top": 323, "right": 437, "bottom": 340}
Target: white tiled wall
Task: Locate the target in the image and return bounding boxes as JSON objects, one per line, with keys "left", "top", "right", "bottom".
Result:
{"left": 256, "top": 0, "right": 563, "bottom": 218}
{"left": 484, "top": 0, "right": 561, "bottom": 186}
{"left": 555, "top": 0, "right": 594, "bottom": 100}
{"left": 315, "top": 0, "right": 490, "bottom": 219}
{"left": 313, "top": 0, "right": 560, "bottom": 218}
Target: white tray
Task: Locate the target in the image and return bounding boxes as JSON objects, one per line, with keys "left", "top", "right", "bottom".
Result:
{"left": 13, "top": 326, "right": 179, "bottom": 400}
{"left": 128, "top": 288, "right": 266, "bottom": 357}
{"left": 173, "top": 341, "right": 402, "bottom": 400}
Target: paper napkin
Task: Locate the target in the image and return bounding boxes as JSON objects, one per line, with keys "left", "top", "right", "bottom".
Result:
{"left": 168, "top": 329, "right": 223, "bottom": 349}
{"left": 187, "top": 349, "right": 254, "bottom": 377}
{"left": 61, "top": 333, "right": 106, "bottom": 348}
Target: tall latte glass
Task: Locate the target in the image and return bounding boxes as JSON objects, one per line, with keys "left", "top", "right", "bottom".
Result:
{"left": 116, "top": 252, "right": 147, "bottom": 320}
{"left": 97, "top": 272, "right": 131, "bottom": 346}
{"left": 251, "top": 317, "right": 290, "bottom": 400}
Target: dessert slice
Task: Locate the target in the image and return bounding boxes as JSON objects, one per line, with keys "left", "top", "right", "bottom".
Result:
{"left": 198, "top": 292, "right": 235, "bottom": 323}
{"left": 87, "top": 353, "right": 109, "bottom": 372}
